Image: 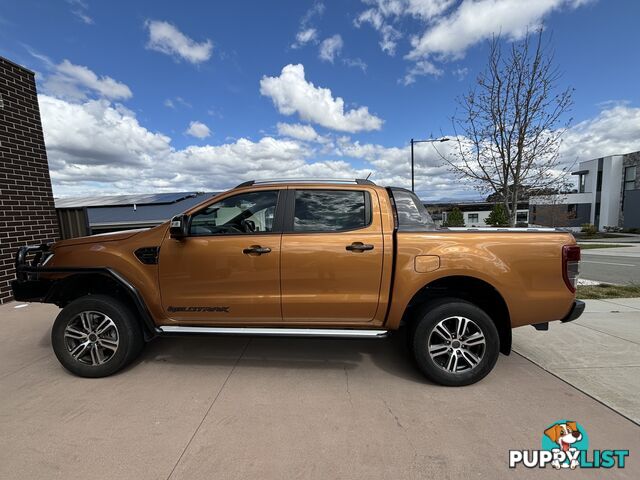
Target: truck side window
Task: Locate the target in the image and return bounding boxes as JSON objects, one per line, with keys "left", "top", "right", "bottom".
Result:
{"left": 293, "top": 190, "right": 370, "bottom": 232}
{"left": 190, "top": 191, "right": 279, "bottom": 235}
{"left": 391, "top": 188, "right": 436, "bottom": 231}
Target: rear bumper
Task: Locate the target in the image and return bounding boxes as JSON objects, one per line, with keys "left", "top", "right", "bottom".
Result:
{"left": 561, "top": 300, "right": 585, "bottom": 323}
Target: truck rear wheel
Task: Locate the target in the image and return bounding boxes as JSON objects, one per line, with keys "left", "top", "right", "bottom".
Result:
{"left": 51, "top": 295, "right": 144, "bottom": 378}
{"left": 410, "top": 298, "right": 499, "bottom": 386}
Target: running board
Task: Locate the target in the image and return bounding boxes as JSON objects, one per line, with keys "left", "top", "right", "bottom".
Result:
{"left": 158, "top": 326, "right": 388, "bottom": 338}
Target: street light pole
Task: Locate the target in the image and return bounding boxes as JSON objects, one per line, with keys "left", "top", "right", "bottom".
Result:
{"left": 410, "top": 137, "right": 450, "bottom": 192}
{"left": 410, "top": 138, "right": 415, "bottom": 193}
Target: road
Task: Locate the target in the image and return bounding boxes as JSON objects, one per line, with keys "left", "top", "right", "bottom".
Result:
{"left": 581, "top": 252, "right": 640, "bottom": 284}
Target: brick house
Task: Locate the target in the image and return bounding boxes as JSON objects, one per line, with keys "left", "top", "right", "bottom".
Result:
{"left": 0, "top": 56, "right": 59, "bottom": 304}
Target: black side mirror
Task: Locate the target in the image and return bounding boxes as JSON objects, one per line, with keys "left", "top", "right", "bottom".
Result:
{"left": 169, "top": 214, "right": 190, "bottom": 239}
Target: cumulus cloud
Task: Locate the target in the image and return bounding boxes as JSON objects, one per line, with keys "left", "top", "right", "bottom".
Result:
{"left": 276, "top": 122, "right": 329, "bottom": 143}
{"left": 560, "top": 104, "right": 640, "bottom": 165}
{"left": 185, "top": 121, "right": 211, "bottom": 139}
{"left": 39, "top": 94, "right": 364, "bottom": 197}
{"left": 319, "top": 34, "right": 344, "bottom": 62}
{"left": 145, "top": 20, "right": 213, "bottom": 64}
{"left": 43, "top": 60, "right": 132, "bottom": 101}
{"left": 260, "top": 64, "right": 383, "bottom": 133}
{"left": 406, "top": 0, "right": 590, "bottom": 60}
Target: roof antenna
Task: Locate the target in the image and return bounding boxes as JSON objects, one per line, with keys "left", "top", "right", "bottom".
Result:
{"left": 365, "top": 172, "right": 372, "bottom": 180}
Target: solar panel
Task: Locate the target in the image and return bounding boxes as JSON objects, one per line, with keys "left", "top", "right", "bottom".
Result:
{"left": 55, "top": 192, "right": 201, "bottom": 208}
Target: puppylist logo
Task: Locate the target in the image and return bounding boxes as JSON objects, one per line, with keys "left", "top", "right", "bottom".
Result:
{"left": 509, "top": 420, "right": 629, "bottom": 469}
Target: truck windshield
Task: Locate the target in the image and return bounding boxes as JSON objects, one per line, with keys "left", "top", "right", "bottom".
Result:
{"left": 390, "top": 188, "right": 436, "bottom": 231}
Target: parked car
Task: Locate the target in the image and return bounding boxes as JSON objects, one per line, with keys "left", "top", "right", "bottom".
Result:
{"left": 12, "top": 179, "right": 583, "bottom": 385}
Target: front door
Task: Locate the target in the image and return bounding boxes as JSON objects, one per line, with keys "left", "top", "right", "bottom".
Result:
{"left": 280, "top": 188, "right": 384, "bottom": 324}
{"left": 159, "top": 189, "right": 283, "bottom": 324}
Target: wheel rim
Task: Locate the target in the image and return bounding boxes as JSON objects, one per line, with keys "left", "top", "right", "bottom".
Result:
{"left": 428, "top": 316, "right": 486, "bottom": 374}
{"left": 63, "top": 311, "right": 119, "bottom": 366}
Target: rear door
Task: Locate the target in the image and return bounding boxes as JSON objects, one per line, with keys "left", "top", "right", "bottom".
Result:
{"left": 280, "top": 188, "right": 384, "bottom": 324}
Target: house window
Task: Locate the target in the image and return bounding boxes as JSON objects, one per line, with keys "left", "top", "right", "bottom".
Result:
{"left": 625, "top": 166, "right": 637, "bottom": 191}
{"left": 516, "top": 212, "right": 528, "bottom": 223}
{"left": 578, "top": 174, "right": 586, "bottom": 193}
{"left": 567, "top": 204, "right": 577, "bottom": 219}
{"left": 467, "top": 213, "right": 479, "bottom": 224}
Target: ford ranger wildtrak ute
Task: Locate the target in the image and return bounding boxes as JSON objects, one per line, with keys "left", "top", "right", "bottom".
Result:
{"left": 11, "top": 179, "right": 584, "bottom": 386}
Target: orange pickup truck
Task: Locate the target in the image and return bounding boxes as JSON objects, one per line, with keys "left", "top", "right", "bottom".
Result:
{"left": 12, "top": 179, "right": 583, "bottom": 385}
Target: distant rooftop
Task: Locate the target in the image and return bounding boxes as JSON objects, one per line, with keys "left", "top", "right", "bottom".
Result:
{"left": 54, "top": 192, "right": 205, "bottom": 209}
{"left": 55, "top": 191, "right": 219, "bottom": 231}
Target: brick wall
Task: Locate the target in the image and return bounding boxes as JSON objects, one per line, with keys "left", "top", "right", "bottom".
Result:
{"left": 0, "top": 56, "right": 59, "bottom": 304}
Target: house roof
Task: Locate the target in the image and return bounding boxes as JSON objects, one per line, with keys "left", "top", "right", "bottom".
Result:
{"left": 55, "top": 192, "right": 219, "bottom": 227}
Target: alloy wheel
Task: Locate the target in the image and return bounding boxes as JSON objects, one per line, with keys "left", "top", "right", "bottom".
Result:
{"left": 63, "top": 311, "right": 120, "bottom": 366}
{"left": 428, "top": 316, "right": 486, "bottom": 373}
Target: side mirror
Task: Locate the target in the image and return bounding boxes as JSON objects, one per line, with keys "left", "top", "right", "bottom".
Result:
{"left": 169, "top": 214, "right": 190, "bottom": 239}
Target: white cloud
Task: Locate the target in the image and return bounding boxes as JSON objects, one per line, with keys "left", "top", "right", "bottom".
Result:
{"left": 355, "top": 0, "right": 454, "bottom": 55}
{"left": 560, "top": 104, "right": 640, "bottom": 165}
{"left": 67, "top": 0, "right": 93, "bottom": 24}
{"left": 292, "top": 28, "right": 318, "bottom": 48}
{"left": 260, "top": 64, "right": 383, "bottom": 133}
{"left": 402, "top": 60, "right": 443, "bottom": 85}
{"left": 343, "top": 57, "right": 368, "bottom": 72}
{"left": 277, "top": 122, "right": 328, "bottom": 143}
{"left": 164, "top": 96, "right": 192, "bottom": 109}
{"left": 145, "top": 20, "right": 213, "bottom": 64}
{"left": 407, "top": 0, "right": 590, "bottom": 61}
{"left": 43, "top": 60, "right": 132, "bottom": 101}
{"left": 38, "top": 94, "right": 363, "bottom": 197}
{"left": 186, "top": 121, "right": 211, "bottom": 139}
{"left": 291, "top": 2, "right": 325, "bottom": 49}
{"left": 319, "top": 34, "right": 344, "bottom": 63}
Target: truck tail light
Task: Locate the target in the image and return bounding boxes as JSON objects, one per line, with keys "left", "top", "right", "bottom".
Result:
{"left": 562, "top": 245, "right": 581, "bottom": 293}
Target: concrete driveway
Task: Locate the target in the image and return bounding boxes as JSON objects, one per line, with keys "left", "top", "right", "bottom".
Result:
{"left": 1, "top": 302, "right": 638, "bottom": 479}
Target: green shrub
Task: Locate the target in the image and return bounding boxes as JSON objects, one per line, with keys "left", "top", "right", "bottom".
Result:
{"left": 581, "top": 223, "right": 597, "bottom": 235}
{"left": 485, "top": 204, "right": 510, "bottom": 227}
{"left": 444, "top": 207, "right": 465, "bottom": 227}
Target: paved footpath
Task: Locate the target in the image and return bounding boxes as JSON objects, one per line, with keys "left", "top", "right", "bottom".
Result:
{"left": 0, "top": 301, "right": 638, "bottom": 479}
{"left": 513, "top": 298, "right": 640, "bottom": 424}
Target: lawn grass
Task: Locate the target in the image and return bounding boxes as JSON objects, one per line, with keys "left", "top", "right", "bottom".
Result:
{"left": 577, "top": 283, "right": 640, "bottom": 299}
{"left": 578, "top": 243, "right": 632, "bottom": 249}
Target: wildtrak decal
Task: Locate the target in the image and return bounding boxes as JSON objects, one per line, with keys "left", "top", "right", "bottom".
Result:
{"left": 167, "top": 306, "right": 230, "bottom": 313}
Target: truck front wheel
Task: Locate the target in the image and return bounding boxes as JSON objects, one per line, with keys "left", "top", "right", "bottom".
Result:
{"left": 51, "top": 295, "right": 145, "bottom": 378}
{"left": 410, "top": 298, "right": 500, "bottom": 386}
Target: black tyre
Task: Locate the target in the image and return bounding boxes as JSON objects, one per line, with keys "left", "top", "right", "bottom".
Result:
{"left": 411, "top": 298, "right": 500, "bottom": 386}
{"left": 51, "top": 295, "right": 145, "bottom": 378}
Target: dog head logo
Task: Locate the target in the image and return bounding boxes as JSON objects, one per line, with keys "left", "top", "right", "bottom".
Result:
{"left": 542, "top": 420, "right": 589, "bottom": 469}
{"left": 544, "top": 421, "right": 583, "bottom": 452}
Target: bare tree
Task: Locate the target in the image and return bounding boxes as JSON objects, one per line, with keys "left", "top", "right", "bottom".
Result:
{"left": 443, "top": 30, "right": 574, "bottom": 226}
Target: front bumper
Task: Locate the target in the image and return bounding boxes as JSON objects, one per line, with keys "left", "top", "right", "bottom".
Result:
{"left": 561, "top": 300, "right": 585, "bottom": 323}
{"left": 11, "top": 244, "right": 53, "bottom": 302}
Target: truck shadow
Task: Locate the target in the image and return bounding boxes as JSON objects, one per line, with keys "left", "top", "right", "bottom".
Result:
{"left": 134, "top": 328, "right": 431, "bottom": 385}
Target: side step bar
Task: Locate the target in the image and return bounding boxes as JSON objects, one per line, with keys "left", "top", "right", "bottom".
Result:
{"left": 158, "top": 326, "right": 388, "bottom": 338}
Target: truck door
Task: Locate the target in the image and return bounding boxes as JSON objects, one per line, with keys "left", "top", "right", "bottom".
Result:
{"left": 159, "top": 189, "right": 283, "bottom": 324}
{"left": 280, "top": 188, "right": 384, "bottom": 324}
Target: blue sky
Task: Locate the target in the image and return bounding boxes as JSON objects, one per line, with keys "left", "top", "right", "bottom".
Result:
{"left": 1, "top": 0, "right": 639, "bottom": 199}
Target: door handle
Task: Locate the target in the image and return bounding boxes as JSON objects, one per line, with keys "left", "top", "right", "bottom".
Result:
{"left": 346, "top": 242, "right": 374, "bottom": 252}
{"left": 243, "top": 245, "right": 272, "bottom": 255}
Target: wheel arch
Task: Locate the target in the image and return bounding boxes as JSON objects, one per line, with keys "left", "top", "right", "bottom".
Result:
{"left": 45, "top": 269, "right": 158, "bottom": 340}
{"left": 402, "top": 275, "right": 512, "bottom": 355}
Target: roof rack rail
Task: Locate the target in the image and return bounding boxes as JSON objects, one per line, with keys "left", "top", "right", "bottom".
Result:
{"left": 233, "top": 178, "right": 376, "bottom": 188}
